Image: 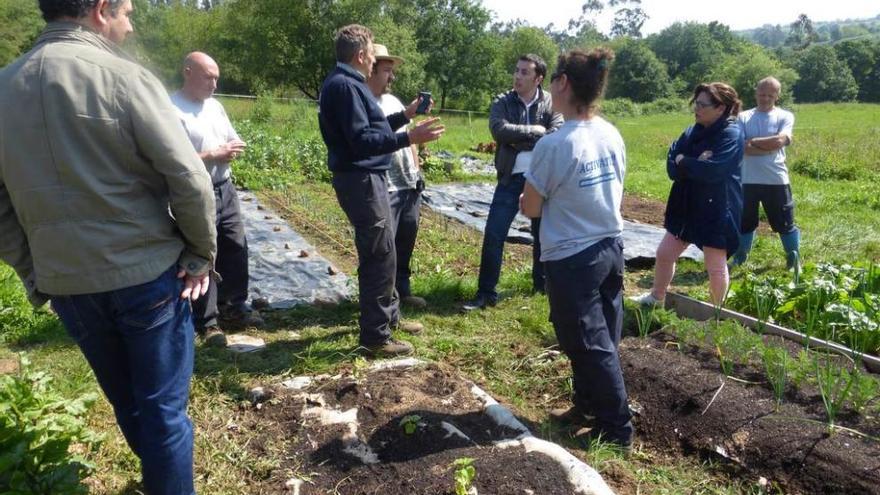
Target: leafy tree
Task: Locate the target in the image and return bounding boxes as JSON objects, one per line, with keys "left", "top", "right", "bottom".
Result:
{"left": 785, "top": 14, "right": 817, "bottom": 49}
{"left": 0, "top": 0, "right": 44, "bottom": 67}
{"left": 792, "top": 45, "right": 858, "bottom": 102}
{"left": 834, "top": 39, "right": 880, "bottom": 101}
{"left": 566, "top": 0, "right": 646, "bottom": 39}
{"left": 709, "top": 44, "right": 797, "bottom": 108}
{"left": 605, "top": 39, "right": 671, "bottom": 102}
{"left": 648, "top": 22, "right": 744, "bottom": 94}
{"left": 751, "top": 24, "right": 786, "bottom": 48}
{"left": 130, "top": 0, "right": 220, "bottom": 87}
{"left": 859, "top": 46, "right": 880, "bottom": 103}
{"left": 413, "top": 0, "right": 499, "bottom": 109}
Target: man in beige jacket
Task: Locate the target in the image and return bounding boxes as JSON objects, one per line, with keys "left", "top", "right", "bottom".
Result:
{"left": 0, "top": 1, "right": 216, "bottom": 493}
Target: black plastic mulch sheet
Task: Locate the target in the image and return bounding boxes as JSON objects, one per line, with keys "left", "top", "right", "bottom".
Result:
{"left": 421, "top": 182, "right": 703, "bottom": 264}
{"left": 238, "top": 191, "right": 353, "bottom": 309}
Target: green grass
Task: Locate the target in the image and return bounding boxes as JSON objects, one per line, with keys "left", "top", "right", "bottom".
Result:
{"left": 3, "top": 100, "right": 878, "bottom": 493}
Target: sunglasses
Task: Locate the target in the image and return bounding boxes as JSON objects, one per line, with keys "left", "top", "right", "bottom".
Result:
{"left": 693, "top": 100, "right": 718, "bottom": 109}
{"left": 550, "top": 71, "right": 564, "bottom": 83}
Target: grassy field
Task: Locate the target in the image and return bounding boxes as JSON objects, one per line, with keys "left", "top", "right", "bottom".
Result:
{"left": 2, "top": 98, "right": 878, "bottom": 494}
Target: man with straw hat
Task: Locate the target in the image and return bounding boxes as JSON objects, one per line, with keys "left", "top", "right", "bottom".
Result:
{"left": 366, "top": 44, "right": 428, "bottom": 310}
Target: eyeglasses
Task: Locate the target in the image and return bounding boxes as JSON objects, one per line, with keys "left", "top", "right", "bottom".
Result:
{"left": 693, "top": 100, "right": 717, "bottom": 109}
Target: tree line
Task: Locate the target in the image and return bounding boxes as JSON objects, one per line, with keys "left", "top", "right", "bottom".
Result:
{"left": 2, "top": 0, "right": 879, "bottom": 110}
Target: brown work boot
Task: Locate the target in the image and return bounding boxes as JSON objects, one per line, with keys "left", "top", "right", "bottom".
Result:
{"left": 396, "top": 320, "right": 424, "bottom": 334}
{"left": 362, "top": 338, "right": 414, "bottom": 357}
{"left": 549, "top": 405, "right": 595, "bottom": 427}
{"left": 220, "top": 304, "right": 264, "bottom": 329}
{"left": 401, "top": 295, "right": 427, "bottom": 308}
{"left": 199, "top": 326, "right": 227, "bottom": 348}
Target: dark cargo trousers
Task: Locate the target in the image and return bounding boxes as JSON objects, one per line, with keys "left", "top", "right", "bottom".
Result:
{"left": 388, "top": 187, "right": 421, "bottom": 297}
{"left": 333, "top": 171, "right": 399, "bottom": 346}
{"left": 193, "top": 179, "right": 249, "bottom": 330}
{"left": 545, "top": 236, "right": 633, "bottom": 445}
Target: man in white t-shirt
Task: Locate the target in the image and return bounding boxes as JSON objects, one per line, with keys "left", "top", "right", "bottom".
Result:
{"left": 171, "top": 52, "right": 263, "bottom": 346}
{"left": 366, "top": 44, "right": 427, "bottom": 308}
{"left": 732, "top": 77, "right": 799, "bottom": 269}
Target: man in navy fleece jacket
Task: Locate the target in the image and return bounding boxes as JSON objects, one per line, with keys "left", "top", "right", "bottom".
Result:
{"left": 318, "top": 24, "right": 444, "bottom": 356}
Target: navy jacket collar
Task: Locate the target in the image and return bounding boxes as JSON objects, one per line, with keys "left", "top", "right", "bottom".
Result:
{"left": 335, "top": 62, "right": 366, "bottom": 82}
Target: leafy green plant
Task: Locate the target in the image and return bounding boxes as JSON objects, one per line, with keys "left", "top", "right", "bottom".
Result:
{"left": 789, "top": 349, "right": 815, "bottom": 389}
{"left": 848, "top": 370, "right": 879, "bottom": 415}
{"left": 0, "top": 355, "right": 101, "bottom": 494}
{"left": 814, "top": 356, "right": 856, "bottom": 430}
{"left": 753, "top": 282, "right": 784, "bottom": 334}
{"left": 762, "top": 346, "right": 790, "bottom": 410}
{"left": 634, "top": 304, "right": 655, "bottom": 338}
{"left": 452, "top": 457, "right": 476, "bottom": 495}
{"left": 709, "top": 321, "right": 761, "bottom": 377}
{"left": 399, "top": 414, "right": 422, "bottom": 435}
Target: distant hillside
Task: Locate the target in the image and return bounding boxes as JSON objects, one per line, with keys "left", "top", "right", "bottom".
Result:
{"left": 737, "top": 13, "right": 880, "bottom": 47}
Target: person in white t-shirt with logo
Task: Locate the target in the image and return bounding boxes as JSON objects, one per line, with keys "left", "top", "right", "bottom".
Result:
{"left": 171, "top": 52, "right": 263, "bottom": 347}
{"left": 365, "top": 44, "right": 428, "bottom": 309}
{"left": 732, "top": 77, "right": 799, "bottom": 269}
{"left": 521, "top": 48, "right": 633, "bottom": 450}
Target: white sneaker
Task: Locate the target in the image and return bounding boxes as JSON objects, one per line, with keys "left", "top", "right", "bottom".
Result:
{"left": 630, "top": 291, "right": 665, "bottom": 307}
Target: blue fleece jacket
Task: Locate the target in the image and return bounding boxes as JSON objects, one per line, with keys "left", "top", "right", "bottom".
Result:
{"left": 318, "top": 63, "right": 411, "bottom": 173}
{"left": 663, "top": 116, "right": 744, "bottom": 255}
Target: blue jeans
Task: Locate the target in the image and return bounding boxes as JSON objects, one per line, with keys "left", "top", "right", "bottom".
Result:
{"left": 51, "top": 266, "right": 195, "bottom": 495}
{"left": 477, "top": 174, "right": 544, "bottom": 299}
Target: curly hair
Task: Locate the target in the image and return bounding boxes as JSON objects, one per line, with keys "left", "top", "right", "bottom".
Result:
{"left": 39, "top": 0, "right": 126, "bottom": 22}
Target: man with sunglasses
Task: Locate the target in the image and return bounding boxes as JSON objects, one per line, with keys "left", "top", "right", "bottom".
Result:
{"left": 463, "top": 54, "right": 563, "bottom": 311}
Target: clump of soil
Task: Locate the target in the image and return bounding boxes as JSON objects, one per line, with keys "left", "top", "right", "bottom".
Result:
{"left": 238, "top": 362, "right": 588, "bottom": 494}
{"left": 621, "top": 332, "right": 880, "bottom": 495}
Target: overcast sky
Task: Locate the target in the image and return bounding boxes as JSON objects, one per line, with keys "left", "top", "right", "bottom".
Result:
{"left": 480, "top": 0, "right": 878, "bottom": 34}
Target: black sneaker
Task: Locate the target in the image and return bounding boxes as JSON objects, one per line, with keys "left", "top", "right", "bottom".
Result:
{"left": 461, "top": 294, "right": 497, "bottom": 312}
{"left": 362, "top": 338, "right": 414, "bottom": 357}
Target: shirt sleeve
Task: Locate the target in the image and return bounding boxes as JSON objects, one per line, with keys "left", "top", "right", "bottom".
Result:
{"left": 220, "top": 104, "right": 241, "bottom": 142}
{"left": 779, "top": 111, "right": 794, "bottom": 142}
{"left": 524, "top": 139, "right": 555, "bottom": 198}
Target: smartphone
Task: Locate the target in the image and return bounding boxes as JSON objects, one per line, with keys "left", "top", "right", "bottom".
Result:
{"left": 415, "top": 91, "right": 432, "bottom": 114}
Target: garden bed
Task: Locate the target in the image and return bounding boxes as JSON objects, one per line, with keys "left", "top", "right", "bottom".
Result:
{"left": 233, "top": 360, "right": 613, "bottom": 494}
{"left": 620, "top": 327, "right": 880, "bottom": 494}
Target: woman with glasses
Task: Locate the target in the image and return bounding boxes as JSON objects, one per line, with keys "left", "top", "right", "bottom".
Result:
{"left": 520, "top": 48, "right": 632, "bottom": 449}
{"left": 633, "top": 82, "right": 744, "bottom": 307}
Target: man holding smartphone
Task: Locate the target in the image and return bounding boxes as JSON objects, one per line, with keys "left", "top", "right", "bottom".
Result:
{"left": 172, "top": 51, "right": 263, "bottom": 347}
{"left": 366, "top": 44, "right": 428, "bottom": 308}
{"left": 319, "top": 25, "right": 445, "bottom": 356}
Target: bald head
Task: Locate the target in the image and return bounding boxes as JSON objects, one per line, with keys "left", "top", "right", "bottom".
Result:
{"left": 181, "top": 51, "right": 220, "bottom": 102}
{"left": 755, "top": 76, "right": 782, "bottom": 112}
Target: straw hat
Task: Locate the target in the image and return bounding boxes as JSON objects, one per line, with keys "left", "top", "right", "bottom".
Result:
{"left": 373, "top": 44, "right": 404, "bottom": 67}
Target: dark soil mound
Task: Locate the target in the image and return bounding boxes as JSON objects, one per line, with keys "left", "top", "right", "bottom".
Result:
{"left": 621, "top": 333, "right": 880, "bottom": 495}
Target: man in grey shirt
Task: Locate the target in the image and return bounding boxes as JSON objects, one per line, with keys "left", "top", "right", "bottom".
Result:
{"left": 732, "top": 77, "right": 798, "bottom": 269}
